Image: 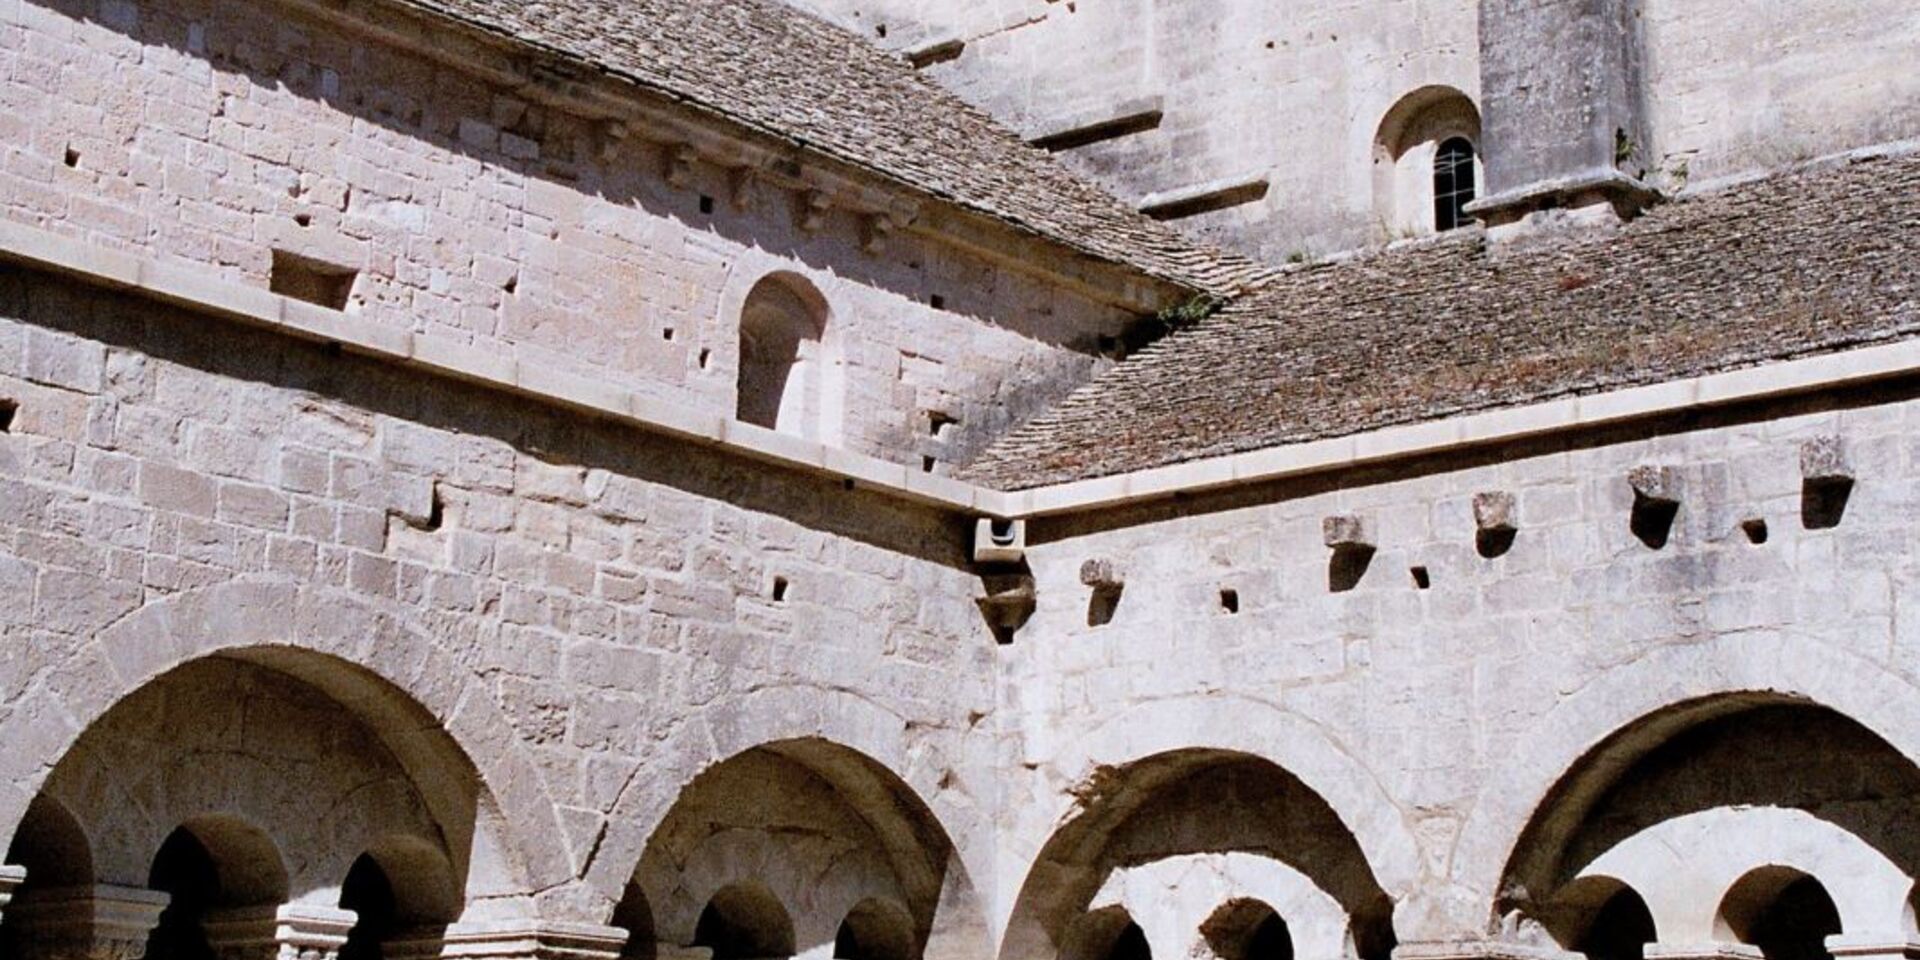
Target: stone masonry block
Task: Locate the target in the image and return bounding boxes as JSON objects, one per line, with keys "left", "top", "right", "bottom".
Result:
{"left": 1627, "top": 465, "right": 1680, "bottom": 504}
{"left": 1322, "top": 514, "right": 1373, "bottom": 549}
{"left": 1800, "top": 435, "right": 1852, "bottom": 482}
{"left": 1473, "top": 491, "right": 1518, "bottom": 532}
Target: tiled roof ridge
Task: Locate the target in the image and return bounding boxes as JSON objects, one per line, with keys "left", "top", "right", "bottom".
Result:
{"left": 958, "top": 149, "right": 1920, "bottom": 490}
{"left": 382, "top": 0, "right": 1269, "bottom": 297}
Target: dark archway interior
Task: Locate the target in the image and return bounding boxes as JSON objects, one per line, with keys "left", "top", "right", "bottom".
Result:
{"left": 695, "top": 883, "right": 796, "bottom": 960}
{"left": 834, "top": 898, "right": 917, "bottom": 960}
{"left": 1572, "top": 886, "right": 1656, "bottom": 960}
{"left": 1499, "top": 699, "right": 1920, "bottom": 942}
{"left": 1003, "top": 750, "right": 1395, "bottom": 960}
{"left": 144, "top": 828, "right": 221, "bottom": 960}
{"left": 1203, "top": 900, "right": 1294, "bottom": 960}
{"left": 340, "top": 853, "right": 401, "bottom": 960}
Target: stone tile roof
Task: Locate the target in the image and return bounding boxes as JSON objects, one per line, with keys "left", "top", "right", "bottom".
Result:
{"left": 394, "top": 0, "right": 1263, "bottom": 295}
{"left": 960, "top": 151, "right": 1920, "bottom": 490}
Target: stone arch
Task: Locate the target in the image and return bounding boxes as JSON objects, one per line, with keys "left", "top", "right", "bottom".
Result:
{"left": 0, "top": 580, "right": 573, "bottom": 918}
{"left": 999, "top": 742, "right": 1400, "bottom": 960}
{"left": 1012, "top": 695, "right": 1423, "bottom": 907}
{"left": 1452, "top": 636, "right": 1920, "bottom": 937}
{"left": 1085, "top": 853, "right": 1342, "bottom": 960}
{"left": 1716, "top": 867, "right": 1844, "bottom": 960}
{"left": 733, "top": 270, "right": 841, "bottom": 442}
{"left": 592, "top": 687, "right": 991, "bottom": 959}
{"left": 1060, "top": 905, "right": 1151, "bottom": 960}
{"left": 695, "top": 881, "right": 796, "bottom": 960}
{"left": 1371, "top": 85, "right": 1483, "bottom": 238}
{"left": 1539, "top": 874, "right": 1656, "bottom": 960}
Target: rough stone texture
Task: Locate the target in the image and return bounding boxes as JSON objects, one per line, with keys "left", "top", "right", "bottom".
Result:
{"left": 961, "top": 152, "right": 1920, "bottom": 491}
{"left": 0, "top": 0, "right": 1198, "bottom": 472}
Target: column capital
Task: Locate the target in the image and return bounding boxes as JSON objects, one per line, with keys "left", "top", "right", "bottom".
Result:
{"left": 389, "top": 919, "right": 629, "bottom": 960}
{"left": 5, "top": 883, "right": 171, "bottom": 960}
{"left": 1645, "top": 941, "right": 1766, "bottom": 960}
{"left": 1826, "top": 932, "right": 1920, "bottom": 960}
{"left": 203, "top": 903, "right": 358, "bottom": 960}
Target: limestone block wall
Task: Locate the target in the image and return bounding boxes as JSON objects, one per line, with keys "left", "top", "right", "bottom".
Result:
{"left": 1639, "top": 0, "right": 1920, "bottom": 189}
{"left": 0, "top": 266, "right": 1001, "bottom": 941}
{"left": 0, "top": 0, "right": 1139, "bottom": 472}
{"left": 994, "top": 385, "right": 1920, "bottom": 949}
{"left": 789, "top": 0, "right": 1484, "bottom": 259}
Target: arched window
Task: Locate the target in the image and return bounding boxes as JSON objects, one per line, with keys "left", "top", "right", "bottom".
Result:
{"left": 1201, "top": 900, "right": 1293, "bottom": 960}
{"left": 1717, "top": 867, "right": 1842, "bottom": 960}
{"left": 1432, "top": 137, "right": 1477, "bottom": 232}
{"left": 1372, "top": 86, "right": 1483, "bottom": 239}
{"left": 736, "top": 273, "right": 837, "bottom": 442}
{"left": 834, "top": 897, "right": 918, "bottom": 960}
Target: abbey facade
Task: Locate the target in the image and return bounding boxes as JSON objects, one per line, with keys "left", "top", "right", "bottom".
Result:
{"left": 0, "top": 2, "right": 1917, "bottom": 960}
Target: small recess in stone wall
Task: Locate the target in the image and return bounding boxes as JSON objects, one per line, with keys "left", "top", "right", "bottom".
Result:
{"left": 927, "top": 411, "right": 958, "bottom": 438}
{"left": 772, "top": 576, "right": 789, "bottom": 602}
{"left": 270, "top": 250, "right": 357, "bottom": 311}
{"left": 699, "top": 194, "right": 716, "bottom": 215}
{"left": 63, "top": 147, "right": 79, "bottom": 168}
{"left": 698, "top": 348, "right": 711, "bottom": 370}
{"left": 1411, "top": 566, "right": 1432, "bottom": 590}
{"left": 929, "top": 294, "right": 947, "bottom": 310}
{"left": 1324, "top": 515, "right": 1375, "bottom": 593}
{"left": 662, "top": 327, "right": 675, "bottom": 341}
{"left": 0, "top": 399, "right": 15, "bottom": 433}
{"left": 1473, "top": 491, "right": 1518, "bottom": 559}
{"left": 1219, "top": 588, "right": 1240, "bottom": 614}
{"left": 1081, "top": 559, "right": 1124, "bottom": 627}
{"left": 1800, "top": 436, "right": 1854, "bottom": 530}
{"left": 922, "top": 456, "right": 937, "bottom": 474}
{"left": 1741, "top": 518, "right": 1769, "bottom": 545}
{"left": 1627, "top": 466, "right": 1681, "bottom": 550}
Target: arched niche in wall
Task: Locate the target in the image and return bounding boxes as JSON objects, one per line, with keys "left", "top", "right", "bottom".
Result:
{"left": 1493, "top": 697, "right": 1920, "bottom": 956}
{"left": 998, "top": 749, "right": 1395, "bottom": 960}
{"left": 736, "top": 271, "right": 841, "bottom": 443}
{"left": 1372, "top": 86, "right": 1483, "bottom": 240}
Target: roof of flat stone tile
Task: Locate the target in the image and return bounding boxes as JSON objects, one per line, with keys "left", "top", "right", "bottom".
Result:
{"left": 393, "top": 0, "right": 1263, "bottom": 295}
{"left": 960, "top": 150, "right": 1920, "bottom": 491}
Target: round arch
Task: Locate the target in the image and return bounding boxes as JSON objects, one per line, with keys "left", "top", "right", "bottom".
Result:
{"left": 0, "top": 579, "right": 574, "bottom": 915}
{"left": 1009, "top": 695, "right": 1424, "bottom": 908}
{"left": 1453, "top": 634, "right": 1920, "bottom": 935}
{"left": 1370, "top": 85, "right": 1483, "bottom": 238}
{"left": 729, "top": 268, "right": 842, "bottom": 443}
{"left": 591, "top": 686, "right": 992, "bottom": 958}
{"left": 999, "top": 737, "right": 1401, "bottom": 960}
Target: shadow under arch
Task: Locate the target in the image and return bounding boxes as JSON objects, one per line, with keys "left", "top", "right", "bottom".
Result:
{"left": 1373, "top": 85, "right": 1482, "bottom": 163}
{"left": 1488, "top": 693, "right": 1920, "bottom": 944}
{"left": 0, "top": 579, "right": 573, "bottom": 915}
{"left": 1451, "top": 635, "right": 1920, "bottom": 936}
{"left": 621, "top": 736, "right": 989, "bottom": 960}
{"left": 1000, "top": 747, "right": 1398, "bottom": 960}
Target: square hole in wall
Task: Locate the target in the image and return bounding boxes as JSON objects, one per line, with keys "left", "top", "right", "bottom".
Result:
{"left": 922, "top": 456, "right": 937, "bottom": 474}
{"left": 927, "top": 411, "right": 958, "bottom": 438}
{"left": 1410, "top": 566, "right": 1432, "bottom": 590}
{"left": 772, "top": 576, "right": 789, "bottom": 602}
{"left": 1219, "top": 588, "right": 1240, "bottom": 614}
{"left": 662, "top": 327, "right": 675, "bottom": 341}
{"left": 698, "top": 194, "right": 715, "bottom": 215}
{"left": 270, "top": 250, "right": 357, "bottom": 310}
{"left": 0, "top": 399, "right": 16, "bottom": 433}
{"left": 63, "top": 146, "right": 80, "bottom": 168}
{"left": 929, "top": 293, "right": 947, "bottom": 310}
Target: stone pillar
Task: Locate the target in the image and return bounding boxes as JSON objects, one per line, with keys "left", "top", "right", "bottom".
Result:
{"left": 0, "top": 864, "right": 26, "bottom": 925}
{"left": 1826, "top": 931, "right": 1920, "bottom": 960}
{"left": 1468, "top": 0, "right": 1660, "bottom": 229}
{"left": 389, "top": 919, "right": 629, "bottom": 960}
{"left": 1644, "top": 942, "right": 1766, "bottom": 960}
{"left": 201, "top": 903, "right": 357, "bottom": 960}
{"left": 4, "top": 883, "right": 171, "bottom": 960}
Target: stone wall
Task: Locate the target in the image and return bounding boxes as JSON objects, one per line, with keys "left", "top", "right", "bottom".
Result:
{"left": 787, "top": 0, "right": 1920, "bottom": 258}
{"left": 0, "top": 0, "right": 1139, "bottom": 471}
{"left": 0, "top": 267, "right": 1001, "bottom": 944}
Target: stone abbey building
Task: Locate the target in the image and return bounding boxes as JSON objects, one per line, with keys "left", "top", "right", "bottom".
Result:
{"left": 1, "top": 1, "right": 1918, "bottom": 959}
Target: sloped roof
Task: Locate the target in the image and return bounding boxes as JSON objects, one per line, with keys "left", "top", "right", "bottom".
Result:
{"left": 394, "top": 0, "right": 1263, "bottom": 295}
{"left": 960, "top": 151, "right": 1920, "bottom": 490}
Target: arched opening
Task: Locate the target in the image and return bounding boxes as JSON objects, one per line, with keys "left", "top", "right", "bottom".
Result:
{"left": 613, "top": 881, "right": 658, "bottom": 959}
{"left": 0, "top": 650, "right": 520, "bottom": 954}
{"left": 736, "top": 272, "right": 837, "bottom": 441}
{"left": 142, "top": 818, "right": 287, "bottom": 960}
{"left": 630, "top": 738, "right": 983, "bottom": 960}
{"left": 1201, "top": 899, "right": 1293, "bottom": 960}
{"left": 1372, "top": 86, "right": 1482, "bottom": 240}
{"left": 144, "top": 828, "right": 222, "bottom": 960}
{"left": 1495, "top": 698, "right": 1920, "bottom": 949}
{"left": 834, "top": 897, "right": 917, "bottom": 960}
{"left": 3, "top": 794, "right": 92, "bottom": 890}
{"left": 1718, "top": 868, "right": 1842, "bottom": 960}
{"left": 1061, "top": 906, "right": 1152, "bottom": 960}
{"left": 694, "top": 882, "right": 794, "bottom": 960}
{"left": 340, "top": 854, "right": 402, "bottom": 960}
{"left": 1547, "top": 877, "right": 1656, "bottom": 960}
{"left": 1000, "top": 750, "right": 1395, "bottom": 960}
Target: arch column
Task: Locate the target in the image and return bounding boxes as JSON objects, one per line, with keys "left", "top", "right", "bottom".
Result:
{"left": 3, "top": 883, "right": 170, "bottom": 960}
{"left": 201, "top": 904, "right": 357, "bottom": 960}
{"left": 384, "top": 919, "right": 629, "bottom": 960}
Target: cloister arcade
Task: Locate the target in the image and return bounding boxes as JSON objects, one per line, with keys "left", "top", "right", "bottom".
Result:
{"left": 2, "top": 650, "right": 1917, "bottom": 960}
